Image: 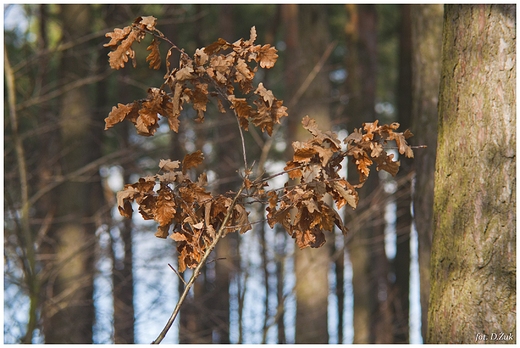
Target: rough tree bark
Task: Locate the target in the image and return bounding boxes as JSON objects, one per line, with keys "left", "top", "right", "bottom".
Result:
{"left": 410, "top": 4, "right": 443, "bottom": 340}
{"left": 428, "top": 4, "right": 516, "bottom": 344}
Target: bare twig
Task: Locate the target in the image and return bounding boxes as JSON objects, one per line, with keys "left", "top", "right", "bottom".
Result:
{"left": 168, "top": 264, "right": 187, "bottom": 286}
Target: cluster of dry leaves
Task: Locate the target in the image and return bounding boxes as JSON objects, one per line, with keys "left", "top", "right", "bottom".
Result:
{"left": 104, "top": 16, "right": 286, "bottom": 137}
{"left": 104, "top": 16, "right": 414, "bottom": 271}
{"left": 117, "top": 151, "right": 252, "bottom": 272}
{"left": 267, "top": 116, "right": 413, "bottom": 249}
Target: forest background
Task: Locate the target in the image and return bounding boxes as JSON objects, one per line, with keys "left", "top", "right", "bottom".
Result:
{"left": 4, "top": 3, "right": 515, "bottom": 344}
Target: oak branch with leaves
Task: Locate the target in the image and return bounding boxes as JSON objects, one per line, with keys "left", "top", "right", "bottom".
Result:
{"left": 103, "top": 16, "right": 414, "bottom": 343}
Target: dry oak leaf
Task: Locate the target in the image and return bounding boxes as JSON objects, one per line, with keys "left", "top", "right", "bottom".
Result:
{"left": 301, "top": 115, "right": 341, "bottom": 149}
{"left": 392, "top": 129, "right": 414, "bottom": 158}
{"left": 182, "top": 150, "right": 204, "bottom": 174}
{"left": 204, "top": 37, "right": 231, "bottom": 56}
{"left": 116, "top": 177, "right": 156, "bottom": 218}
{"left": 104, "top": 26, "right": 132, "bottom": 48}
{"left": 254, "top": 44, "right": 278, "bottom": 69}
{"left": 169, "top": 82, "right": 183, "bottom": 132}
{"left": 254, "top": 83, "right": 275, "bottom": 107}
{"left": 232, "top": 204, "right": 252, "bottom": 234}
{"left": 330, "top": 180, "right": 358, "bottom": 209}
{"left": 229, "top": 96, "right": 252, "bottom": 130}
{"left": 105, "top": 102, "right": 137, "bottom": 130}
{"left": 246, "top": 26, "right": 257, "bottom": 45}
{"left": 251, "top": 99, "right": 288, "bottom": 136}
{"left": 194, "top": 48, "right": 209, "bottom": 66}
{"left": 116, "top": 186, "right": 140, "bottom": 218}
{"left": 155, "top": 185, "right": 177, "bottom": 227}
{"left": 146, "top": 38, "right": 161, "bottom": 70}
{"left": 106, "top": 29, "right": 138, "bottom": 70}
{"left": 136, "top": 103, "right": 159, "bottom": 136}
{"left": 159, "top": 159, "right": 180, "bottom": 172}
{"left": 373, "top": 153, "right": 400, "bottom": 176}
{"left": 284, "top": 161, "right": 303, "bottom": 180}
{"left": 235, "top": 58, "right": 255, "bottom": 83}
{"left": 136, "top": 15, "right": 157, "bottom": 31}
{"left": 179, "top": 183, "right": 212, "bottom": 204}
{"left": 155, "top": 224, "right": 170, "bottom": 239}
{"left": 175, "top": 66, "right": 196, "bottom": 81}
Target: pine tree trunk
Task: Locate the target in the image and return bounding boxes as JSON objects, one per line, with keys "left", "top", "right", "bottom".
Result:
{"left": 41, "top": 4, "right": 99, "bottom": 343}
{"left": 410, "top": 4, "right": 443, "bottom": 340}
{"left": 428, "top": 4, "right": 516, "bottom": 343}
{"left": 393, "top": 5, "right": 412, "bottom": 343}
{"left": 287, "top": 5, "right": 332, "bottom": 344}
{"left": 344, "top": 4, "right": 393, "bottom": 343}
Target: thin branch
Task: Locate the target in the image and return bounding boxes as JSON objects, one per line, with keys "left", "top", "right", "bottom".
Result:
{"left": 16, "top": 70, "right": 111, "bottom": 111}
{"left": 151, "top": 182, "right": 248, "bottom": 344}
{"left": 236, "top": 116, "right": 249, "bottom": 171}
{"left": 168, "top": 264, "right": 187, "bottom": 286}
{"left": 5, "top": 45, "right": 40, "bottom": 344}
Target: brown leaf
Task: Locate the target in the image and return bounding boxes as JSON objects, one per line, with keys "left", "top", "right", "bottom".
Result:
{"left": 136, "top": 103, "right": 159, "bottom": 136}
{"left": 373, "top": 153, "right": 400, "bottom": 176}
{"left": 171, "top": 232, "right": 188, "bottom": 242}
{"left": 137, "top": 15, "right": 157, "bottom": 31}
{"left": 229, "top": 96, "right": 252, "bottom": 130}
{"left": 284, "top": 161, "right": 303, "bottom": 180}
{"left": 217, "top": 99, "right": 226, "bottom": 113}
{"left": 233, "top": 204, "right": 252, "bottom": 234}
{"left": 169, "top": 82, "right": 183, "bottom": 132}
{"left": 256, "top": 44, "right": 278, "bottom": 69}
{"left": 107, "top": 30, "right": 138, "bottom": 70}
{"left": 235, "top": 58, "right": 254, "bottom": 83}
{"left": 159, "top": 159, "right": 180, "bottom": 172}
{"left": 393, "top": 130, "right": 414, "bottom": 158}
{"left": 254, "top": 83, "right": 275, "bottom": 107}
{"left": 247, "top": 26, "right": 257, "bottom": 45}
{"left": 105, "top": 102, "right": 137, "bottom": 130}
{"left": 293, "top": 146, "right": 318, "bottom": 163}
{"left": 331, "top": 180, "right": 358, "bottom": 209}
{"left": 104, "top": 26, "right": 132, "bottom": 49}
{"left": 301, "top": 115, "right": 341, "bottom": 149}
{"left": 116, "top": 185, "right": 139, "bottom": 218}
{"left": 146, "top": 38, "right": 161, "bottom": 70}
{"left": 182, "top": 150, "right": 204, "bottom": 174}
{"left": 155, "top": 224, "right": 170, "bottom": 239}
{"left": 194, "top": 48, "right": 209, "bottom": 66}
{"left": 354, "top": 155, "right": 372, "bottom": 183}
{"left": 185, "top": 83, "right": 208, "bottom": 122}
{"left": 344, "top": 127, "right": 363, "bottom": 144}
{"left": 204, "top": 38, "right": 231, "bottom": 56}
{"left": 175, "top": 66, "right": 195, "bottom": 81}
{"left": 180, "top": 183, "right": 212, "bottom": 204}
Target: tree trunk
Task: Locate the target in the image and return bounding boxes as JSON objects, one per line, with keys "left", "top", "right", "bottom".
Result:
{"left": 410, "top": 4, "right": 443, "bottom": 340}
{"left": 392, "top": 4, "right": 412, "bottom": 343}
{"left": 344, "top": 4, "right": 393, "bottom": 343}
{"left": 428, "top": 4, "right": 516, "bottom": 343}
{"left": 41, "top": 4, "right": 100, "bottom": 343}
{"left": 285, "top": 5, "right": 332, "bottom": 344}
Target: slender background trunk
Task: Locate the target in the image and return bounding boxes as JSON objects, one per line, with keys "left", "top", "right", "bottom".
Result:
{"left": 41, "top": 5, "right": 101, "bottom": 343}
{"left": 410, "top": 4, "right": 443, "bottom": 340}
{"left": 392, "top": 4, "right": 412, "bottom": 343}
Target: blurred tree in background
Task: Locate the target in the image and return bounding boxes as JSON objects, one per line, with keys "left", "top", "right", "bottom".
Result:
{"left": 5, "top": 4, "right": 513, "bottom": 344}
